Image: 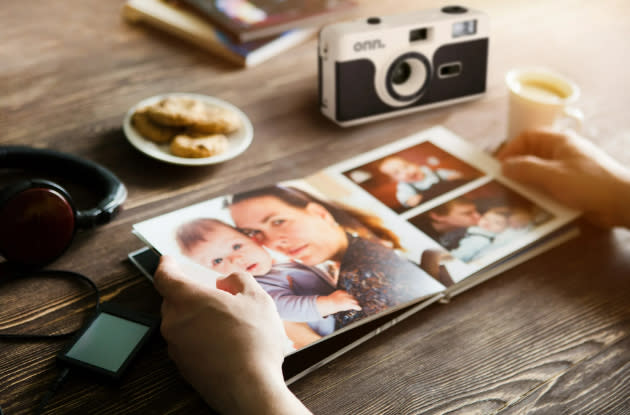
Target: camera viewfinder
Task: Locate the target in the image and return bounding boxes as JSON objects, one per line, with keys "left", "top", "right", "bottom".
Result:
{"left": 409, "top": 28, "right": 428, "bottom": 42}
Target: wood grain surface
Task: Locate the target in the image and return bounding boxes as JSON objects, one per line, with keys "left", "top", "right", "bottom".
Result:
{"left": 1, "top": 0, "right": 629, "bottom": 414}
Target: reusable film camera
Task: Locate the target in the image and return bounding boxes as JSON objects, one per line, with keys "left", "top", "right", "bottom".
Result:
{"left": 318, "top": 6, "right": 489, "bottom": 126}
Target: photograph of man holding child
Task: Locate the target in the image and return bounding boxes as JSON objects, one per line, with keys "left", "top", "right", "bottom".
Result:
{"left": 410, "top": 180, "right": 553, "bottom": 265}
{"left": 342, "top": 141, "right": 483, "bottom": 213}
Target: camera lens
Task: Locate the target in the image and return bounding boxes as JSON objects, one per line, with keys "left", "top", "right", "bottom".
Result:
{"left": 385, "top": 52, "right": 431, "bottom": 103}
{"left": 391, "top": 61, "right": 412, "bottom": 85}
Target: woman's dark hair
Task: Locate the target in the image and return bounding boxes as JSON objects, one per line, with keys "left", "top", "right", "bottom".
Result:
{"left": 230, "top": 185, "right": 402, "bottom": 250}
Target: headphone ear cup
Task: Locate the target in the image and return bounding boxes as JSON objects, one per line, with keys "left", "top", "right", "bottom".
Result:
{"left": 0, "top": 179, "right": 77, "bottom": 267}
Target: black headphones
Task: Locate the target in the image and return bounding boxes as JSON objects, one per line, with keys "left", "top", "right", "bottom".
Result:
{"left": 0, "top": 146, "right": 127, "bottom": 267}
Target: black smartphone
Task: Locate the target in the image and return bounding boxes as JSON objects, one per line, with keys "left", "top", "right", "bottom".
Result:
{"left": 57, "top": 302, "right": 160, "bottom": 381}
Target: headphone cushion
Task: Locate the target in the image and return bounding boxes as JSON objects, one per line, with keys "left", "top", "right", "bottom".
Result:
{"left": 0, "top": 180, "right": 76, "bottom": 267}
{"left": 0, "top": 146, "right": 127, "bottom": 229}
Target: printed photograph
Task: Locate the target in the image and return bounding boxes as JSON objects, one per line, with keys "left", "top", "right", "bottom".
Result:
{"left": 134, "top": 182, "right": 444, "bottom": 353}
{"left": 409, "top": 180, "right": 553, "bottom": 267}
{"left": 342, "top": 141, "right": 484, "bottom": 213}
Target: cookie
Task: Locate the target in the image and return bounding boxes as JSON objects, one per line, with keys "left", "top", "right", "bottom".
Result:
{"left": 145, "top": 97, "right": 205, "bottom": 127}
{"left": 187, "top": 105, "right": 241, "bottom": 134}
{"left": 131, "top": 110, "right": 182, "bottom": 143}
{"left": 145, "top": 96, "right": 241, "bottom": 133}
{"left": 170, "top": 133, "right": 229, "bottom": 158}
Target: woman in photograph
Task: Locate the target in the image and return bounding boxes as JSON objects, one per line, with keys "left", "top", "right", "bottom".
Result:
{"left": 228, "top": 185, "right": 439, "bottom": 329}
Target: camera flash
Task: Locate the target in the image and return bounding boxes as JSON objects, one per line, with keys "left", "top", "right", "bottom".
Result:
{"left": 452, "top": 20, "right": 477, "bottom": 37}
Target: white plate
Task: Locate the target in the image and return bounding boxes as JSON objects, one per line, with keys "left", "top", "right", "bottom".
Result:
{"left": 123, "top": 93, "right": 254, "bottom": 166}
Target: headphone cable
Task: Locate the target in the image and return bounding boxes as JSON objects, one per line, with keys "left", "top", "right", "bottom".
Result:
{"left": 35, "top": 367, "right": 71, "bottom": 415}
{"left": 0, "top": 269, "right": 101, "bottom": 414}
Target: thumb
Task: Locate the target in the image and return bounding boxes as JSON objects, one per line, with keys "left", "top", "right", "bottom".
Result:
{"left": 216, "top": 271, "right": 260, "bottom": 296}
{"left": 501, "top": 155, "right": 562, "bottom": 192}
{"left": 154, "top": 255, "right": 192, "bottom": 297}
{"left": 155, "top": 256, "right": 231, "bottom": 308}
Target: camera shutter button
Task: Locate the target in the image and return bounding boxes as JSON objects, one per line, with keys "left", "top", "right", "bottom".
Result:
{"left": 441, "top": 6, "right": 468, "bottom": 14}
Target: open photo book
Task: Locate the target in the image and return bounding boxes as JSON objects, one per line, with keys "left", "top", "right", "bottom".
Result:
{"left": 129, "top": 126, "right": 580, "bottom": 383}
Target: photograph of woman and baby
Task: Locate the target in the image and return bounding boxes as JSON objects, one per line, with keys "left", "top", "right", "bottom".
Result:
{"left": 161, "top": 184, "right": 444, "bottom": 351}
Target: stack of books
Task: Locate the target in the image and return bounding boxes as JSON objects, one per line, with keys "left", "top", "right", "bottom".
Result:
{"left": 122, "top": 0, "right": 357, "bottom": 67}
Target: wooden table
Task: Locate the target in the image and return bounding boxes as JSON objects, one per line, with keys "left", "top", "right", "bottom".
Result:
{"left": 2, "top": 0, "right": 629, "bottom": 413}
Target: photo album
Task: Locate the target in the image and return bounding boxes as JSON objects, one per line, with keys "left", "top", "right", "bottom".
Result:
{"left": 129, "top": 126, "right": 580, "bottom": 383}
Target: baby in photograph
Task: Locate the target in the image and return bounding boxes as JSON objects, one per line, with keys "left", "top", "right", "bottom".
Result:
{"left": 450, "top": 206, "right": 536, "bottom": 263}
{"left": 175, "top": 218, "right": 360, "bottom": 338}
{"left": 379, "top": 156, "right": 463, "bottom": 208}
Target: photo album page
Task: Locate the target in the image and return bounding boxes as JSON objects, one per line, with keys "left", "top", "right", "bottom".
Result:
{"left": 131, "top": 126, "right": 580, "bottom": 356}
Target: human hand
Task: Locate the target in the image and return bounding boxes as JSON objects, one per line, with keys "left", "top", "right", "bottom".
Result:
{"left": 497, "top": 129, "right": 630, "bottom": 228}
{"left": 283, "top": 321, "right": 322, "bottom": 350}
{"left": 316, "top": 289, "right": 361, "bottom": 317}
{"left": 154, "top": 256, "right": 311, "bottom": 415}
{"left": 420, "top": 249, "right": 452, "bottom": 280}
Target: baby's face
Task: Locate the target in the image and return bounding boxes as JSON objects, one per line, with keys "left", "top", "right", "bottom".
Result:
{"left": 380, "top": 157, "right": 424, "bottom": 182}
{"left": 187, "top": 224, "right": 272, "bottom": 276}
{"left": 478, "top": 211, "right": 508, "bottom": 233}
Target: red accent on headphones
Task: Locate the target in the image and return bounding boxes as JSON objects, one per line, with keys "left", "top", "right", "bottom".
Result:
{"left": 0, "top": 185, "right": 75, "bottom": 266}
{"left": 0, "top": 147, "right": 127, "bottom": 268}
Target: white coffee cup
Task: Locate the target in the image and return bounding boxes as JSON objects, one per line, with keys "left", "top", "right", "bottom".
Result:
{"left": 505, "top": 67, "right": 584, "bottom": 140}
